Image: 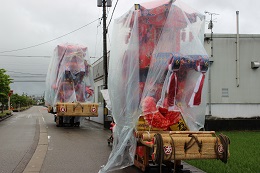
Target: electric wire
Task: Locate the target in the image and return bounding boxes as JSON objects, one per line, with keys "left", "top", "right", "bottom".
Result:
{"left": 7, "top": 70, "right": 46, "bottom": 76}
{"left": 0, "top": 18, "right": 101, "bottom": 54}
{"left": 12, "top": 80, "right": 45, "bottom": 82}
{"left": 9, "top": 75, "right": 46, "bottom": 78}
{"left": 0, "top": 55, "right": 51, "bottom": 58}
{"left": 107, "top": 33, "right": 112, "bottom": 48}
{"left": 95, "top": 16, "right": 102, "bottom": 58}
{"left": 107, "top": 0, "right": 119, "bottom": 29}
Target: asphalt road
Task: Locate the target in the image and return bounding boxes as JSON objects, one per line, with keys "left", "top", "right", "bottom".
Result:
{"left": 0, "top": 107, "right": 39, "bottom": 173}
{"left": 0, "top": 106, "right": 143, "bottom": 173}
{"left": 0, "top": 106, "right": 205, "bottom": 173}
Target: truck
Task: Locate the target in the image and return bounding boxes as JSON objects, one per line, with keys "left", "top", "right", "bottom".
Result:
{"left": 45, "top": 44, "right": 98, "bottom": 127}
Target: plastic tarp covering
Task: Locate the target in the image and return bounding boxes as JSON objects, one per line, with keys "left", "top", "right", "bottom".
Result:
{"left": 99, "top": 0, "right": 209, "bottom": 172}
{"left": 45, "top": 44, "right": 94, "bottom": 108}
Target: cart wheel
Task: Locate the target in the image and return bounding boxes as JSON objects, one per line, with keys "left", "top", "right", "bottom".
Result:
{"left": 56, "top": 116, "right": 63, "bottom": 127}
{"left": 144, "top": 166, "right": 150, "bottom": 173}
{"left": 70, "top": 117, "right": 75, "bottom": 127}
{"left": 74, "top": 122, "right": 80, "bottom": 127}
{"left": 56, "top": 116, "right": 59, "bottom": 127}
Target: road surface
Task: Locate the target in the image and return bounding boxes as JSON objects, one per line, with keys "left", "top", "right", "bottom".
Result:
{"left": 0, "top": 106, "right": 205, "bottom": 173}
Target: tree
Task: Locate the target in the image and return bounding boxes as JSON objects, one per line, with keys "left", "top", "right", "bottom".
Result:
{"left": 10, "top": 93, "right": 36, "bottom": 110}
{"left": 10, "top": 93, "right": 20, "bottom": 109}
{"left": 0, "top": 69, "right": 12, "bottom": 112}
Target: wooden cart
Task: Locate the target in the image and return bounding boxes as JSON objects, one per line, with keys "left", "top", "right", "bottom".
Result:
{"left": 54, "top": 102, "right": 98, "bottom": 127}
{"left": 134, "top": 117, "right": 230, "bottom": 172}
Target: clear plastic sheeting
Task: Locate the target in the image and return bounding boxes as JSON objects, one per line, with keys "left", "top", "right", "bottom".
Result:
{"left": 45, "top": 44, "right": 94, "bottom": 108}
{"left": 99, "top": 0, "right": 209, "bottom": 172}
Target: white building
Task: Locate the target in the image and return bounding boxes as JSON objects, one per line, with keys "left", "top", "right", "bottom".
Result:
{"left": 204, "top": 34, "right": 260, "bottom": 118}
{"left": 90, "top": 56, "right": 105, "bottom": 124}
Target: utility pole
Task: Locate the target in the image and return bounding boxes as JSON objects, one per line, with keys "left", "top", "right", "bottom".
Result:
{"left": 97, "top": 0, "right": 111, "bottom": 128}
{"left": 205, "top": 11, "right": 219, "bottom": 116}
{"left": 102, "top": 1, "right": 108, "bottom": 90}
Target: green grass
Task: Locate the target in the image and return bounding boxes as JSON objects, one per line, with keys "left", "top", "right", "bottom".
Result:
{"left": 0, "top": 110, "right": 11, "bottom": 117}
{"left": 186, "top": 131, "right": 260, "bottom": 173}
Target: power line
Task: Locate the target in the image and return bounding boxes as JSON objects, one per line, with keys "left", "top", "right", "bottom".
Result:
{"left": 0, "top": 55, "right": 51, "bottom": 58}
{"left": 9, "top": 75, "right": 46, "bottom": 78}
{"left": 7, "top": 70, "right": 46, "bottom": 76}
{"left": 108, "top": 33, "right": 112, "bottom": 47}
{"left": 107, "top": 0, "right": 119, "bottom": 29}
{"left": 95, "top": 18, "right": 102, "bottom": 58}
{"left": 12, "top": 80, "right": 45, "bottom": 82}
{"left": 0, "top": 18, "right": 101, "bottom": 54}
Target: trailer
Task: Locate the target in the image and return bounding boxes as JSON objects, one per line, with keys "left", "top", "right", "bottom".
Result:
{"left": 45, "top": 44, "right": 98, "bottom": 127}
{"left": 100, "top": 0, "right": 230, "bottom": 172}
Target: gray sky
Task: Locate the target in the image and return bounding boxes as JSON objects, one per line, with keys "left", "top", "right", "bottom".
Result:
{"left": 0, "top": 0, "right": 259, "bottom": 96}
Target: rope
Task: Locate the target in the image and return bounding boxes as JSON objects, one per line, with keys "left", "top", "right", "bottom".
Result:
{"left": 184, "top": 134, "right": 202, "bottom": 153}
{"left": 169, "top": 134, "right": 177, "bottom": 173}
{"left": 216, "top": 133, "right": 230, "bottom": 163}
{"left": 154, "top": 133, "right": 164, "bottom": 173}
{"left": 169, "top": 134, "right": 175, "bottom": 161}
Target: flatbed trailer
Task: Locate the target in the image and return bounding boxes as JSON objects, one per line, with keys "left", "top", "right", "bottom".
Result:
{"left": 55, "top": 102, "right": 98, "bottom": 127}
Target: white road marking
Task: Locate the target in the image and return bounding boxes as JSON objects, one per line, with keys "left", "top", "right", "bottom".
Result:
{"left": 42, "top": 117, "right": 45, "bottom": 123}
{"left": 48, "top": 135, "right": 53, "bottom": 150}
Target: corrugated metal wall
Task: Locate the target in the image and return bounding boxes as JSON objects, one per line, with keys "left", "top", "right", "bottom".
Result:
{"left": 204, "top": 34, "right": 260, "bottom": 118}
{"left": 204, "top": 34, "right": 260, "bottom": 104}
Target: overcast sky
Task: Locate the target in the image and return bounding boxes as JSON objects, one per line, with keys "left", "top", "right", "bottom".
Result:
{"left": 0, "top": 0, "right": 259, "bottom": 96}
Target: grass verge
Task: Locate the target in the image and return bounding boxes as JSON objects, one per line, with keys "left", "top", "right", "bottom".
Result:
{"left": 186, "top": 131, "right": 260, "bottom": 173}
{"left": 0, "top": 110, "right": 11, "bottom": 117}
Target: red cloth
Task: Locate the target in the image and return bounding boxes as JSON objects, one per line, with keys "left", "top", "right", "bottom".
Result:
{"left": 139, "top": 24, "right": 156, "bottom": 69}
{"left": 142, "top": 96, "right": 157, "bottom": 114}
{"left": 136, "top": 146, "right": 145, "bottom": 158}
{"left": 164, "top": 111, "right": 181, "bottom": 125}
{"left": 139, "top": 82, "right": 145, "bottom": 96}
{"left": 144, "top": 112, "right": 170, "bottom": 129}
{"left": 144, "top": 111, "right": 181, "bottom": 129}
{"left": 142, "top": 96, "right": 181, "bottom": 129}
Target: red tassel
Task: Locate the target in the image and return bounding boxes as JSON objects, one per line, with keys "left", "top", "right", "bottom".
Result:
{"left": 188, "top": 73, "right": 205, "bottom": 107}
{"left": 168, "top": 72, "right": 177, "bottom": 107}
{"left": 193, "top": 73, "right": 205, "bottom": 105}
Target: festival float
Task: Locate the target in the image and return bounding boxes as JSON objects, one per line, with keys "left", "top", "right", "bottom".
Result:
{"left": 100, "top": 0, "right": 230, "bottom": 172}
{"left": 45, "top": 44, "right": 98, "bottom": 127}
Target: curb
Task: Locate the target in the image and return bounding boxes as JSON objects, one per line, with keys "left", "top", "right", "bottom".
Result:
{"left": 0, "top": 113, "right": 13, "bottom": 122}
